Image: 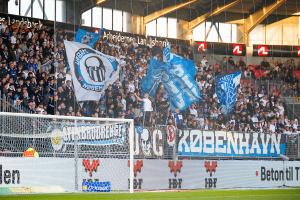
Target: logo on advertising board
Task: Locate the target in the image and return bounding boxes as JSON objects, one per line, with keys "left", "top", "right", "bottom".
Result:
{"left": 297, "top": 47, "right": 300, "bottom": 57}
{"left": 166, "top": 125, "right": 176, "bottom": 147}
{"left": 232, "top": 44, "right": 243, "bottom": 56}
{"left": 83, "top": 159, "right": 100, "bottom": 177}
{"left": 168, "top": 161, "right": 183, "bottom": 189}
{"left": 128, "top": 160, "right": 143, "bottom": 189}
{"left": 256, "top": 166, "right": 299, "bottom": 182}
{"left": 197, "top": 42, "right": 207, "bottom": 53}
{"left": 0, "top": 165, "right": 20, "bottom": 185}
{"left": 82, "top": 180, "right": 111, "bottom": 192}
{"left": 258, "top": 45, "right": 269, "bottom": 56}
{"left": 204, "top": 161, "right": 217, "bottom": 188}
{"left": 81, "top": 159, "right": 111, "bottom": 192}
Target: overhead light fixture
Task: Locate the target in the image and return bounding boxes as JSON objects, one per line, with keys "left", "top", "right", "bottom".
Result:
{"left": 96, "top": 0, "right": 106, "bottom": 5}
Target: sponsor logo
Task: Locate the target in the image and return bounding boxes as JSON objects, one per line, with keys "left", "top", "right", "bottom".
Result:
{"left": 168, "top": 161, "right": 183, "bottom": 189}
{"left": 166, "top": 125, "right": 176, "bottom": 147}
{"left": 205, "top": 161, "right": 217, "bottom": 177}
{"left": 257, "top": 166, "right": 299, "bottom": 182}
{"left": 258, "top": 45, "right": 269, "bottom": 56}
{"left": 50, "top": 124, "right": 127, "bottom": 151}
{"left": 297, "top": 47, "right": 300, "bottom": 57}
{"left": 128, "top": 160, "right": 143, "bottom": 189}
{"left": 197, "top": 42, "right": 207, "bottom": 53}
{"left": 204, "top": 161, "right": 217, "bottom": 188}
{"left": 74, "top": 48, "right": 117, "bottom": 92}
{"left": 83, "top": 159, "right": 100, "bottom": 177}
{"left": 82, "top": 179, "right": 111, "bottom": 192}
{"left": 232, "top": 44, "right": 243, "bottom": 55}
{"left": 0, "top": 165, "right": 20, "bottom": 185}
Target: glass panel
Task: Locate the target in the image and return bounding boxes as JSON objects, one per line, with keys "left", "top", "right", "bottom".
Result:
{"left": 167, "top": 18, "right": 177, "bottom": 38}
{"left": 8, "top": 0, "right": 19, "bottom": 15}
{"left": 249, "top": 25, "right": 265, "bottom": 45}
{"left": 146, "top": 20, "right": 156, "bottom": 36}
{"left": 123, "top": 11, "right": 132, "bottom": 33}
{"left": 103, "top": 7, "right": 112, "bottom": 30}
{"left": 56, "top": 0, "right": 66, "bottom": 22}
{"left": 157, "top": 17, "right": 167, "bottom": 37}
{"left": 231, "top": 24, "right": 237, "bottom": 43}
{"left": 113, "top": 9, "right": 122, "bottom": 32}
{"left": 193, "top": 22, "right": 205, "bottom": 41}
{"left": 266, "top": 24, "right": 282, "bottom": 45}
{"left": 282, "top": 24, "right": 298, "bottom": 45}
{"left": 33, "top": 0, "right": 43, "bottom": 19}
{"left": 92, "top": 7, "right": 102, "bottom": 28}
{"left": 82, "top": 9, "right": 92, "bottom": 26}
{"left": 21, "top": 0, "right": 32, "bottom": 17}
{"left": 44, "top": 0, "right": 55, "bottom": 21}
{"left": 206, "top": 22, "right": 219, "bottom": 42}
{"left": 219, "top": 23, "right": 231, "bottom": 43}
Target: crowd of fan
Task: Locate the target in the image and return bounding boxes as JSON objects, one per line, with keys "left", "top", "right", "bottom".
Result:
{"left": 0, "top": 20, "right": 299, "bottom": 134}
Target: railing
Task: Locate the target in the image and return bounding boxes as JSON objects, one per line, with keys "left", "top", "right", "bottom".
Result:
{"left": 0, "top": 95, "right": 33, "bottom": 114}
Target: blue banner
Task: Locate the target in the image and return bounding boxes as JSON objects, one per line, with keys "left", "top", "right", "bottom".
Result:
{"left": 216, "top": 72, "right": 241, "bottom": 114}
{"left": 177, "top": 130, "right": 285, "bottom": 158}
{"left": 141, "top": 46, "right": 201, "bottom": 111}
{"left": 75, "top": 28, "right": 103, "bottom": 47}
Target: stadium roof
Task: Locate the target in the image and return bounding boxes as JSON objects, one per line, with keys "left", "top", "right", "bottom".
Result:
{"left": 79, "top": 0, "right": 299, "bottom": 25}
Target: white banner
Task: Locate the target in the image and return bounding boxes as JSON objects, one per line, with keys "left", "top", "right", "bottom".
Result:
{"left": 1, "top": 158, "right": 299, "bottom": 193}
{"left": 0, "top": 158, "right": 74, "bottom": 193}
{"left": 64, "top": 41, "right": 119, "bottom": 101}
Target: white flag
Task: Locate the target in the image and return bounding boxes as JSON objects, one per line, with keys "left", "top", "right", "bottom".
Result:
{"left": 64, "top": 41, "right": 119, "bottom": 101}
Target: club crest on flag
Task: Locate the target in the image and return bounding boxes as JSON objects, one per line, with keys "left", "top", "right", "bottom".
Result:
{"left": 65, "top": 41, "right": 119, "bottom": 101}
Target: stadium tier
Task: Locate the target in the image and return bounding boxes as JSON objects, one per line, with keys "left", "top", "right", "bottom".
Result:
{"left": 0, "top": 0, "right": 299, "bottom": 197}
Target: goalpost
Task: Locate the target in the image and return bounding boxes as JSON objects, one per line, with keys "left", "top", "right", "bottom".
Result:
{"left": 0, "top": 112, "right": 135, "bottom": 193}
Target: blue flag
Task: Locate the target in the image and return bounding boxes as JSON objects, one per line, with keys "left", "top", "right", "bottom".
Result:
{"left": 141, "top": 46, "right": 201, "bottom": 111}
{"left": 216, "top": 72, "right": 241, "bottom": 114}
{"left": 75, "top": 28, "right": 103, "bottom": 47}
{"left": 141, "top": 59, "right": 166, "bottom": 97}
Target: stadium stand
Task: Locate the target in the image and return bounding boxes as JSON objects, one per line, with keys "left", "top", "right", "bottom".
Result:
{"left": 0, "top": 18, "right": 298, "bottom": 134}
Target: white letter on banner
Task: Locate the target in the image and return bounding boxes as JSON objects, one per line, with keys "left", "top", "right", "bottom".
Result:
{"left": 152, "top": 129, "right": 163, "bottom": 156}
{"left": 178, "top": 130, "right": 190, "bottom": 153}
{"left": 215, "top": 131, "right": 226, "bottom": 153}
{"left": 190, "top": 130, "right": 202, "bottom": 153}
{"left": 203, "top": 131, "right": 214, "bottom": 153}
{"left": 261, "top": 134, "right": 271, "bottom": 155}
{"left": 270, "top": 134, "right": 281, "bottom": 154}
{"left": 250, "top": 132, "right": 261, "bottom": 155}
{"left": 227, "top": 132, "right": 239, "bottom": 154}
{"left": 238, "top": 133, "right": 250, "bottom": 155}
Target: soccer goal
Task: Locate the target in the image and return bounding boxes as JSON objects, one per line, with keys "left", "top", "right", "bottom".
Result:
{"left": 0, "top": 112, "right": 135, "bottom": 193}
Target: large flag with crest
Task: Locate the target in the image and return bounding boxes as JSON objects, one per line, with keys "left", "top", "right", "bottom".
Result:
{"left": 216, "top": 71, "right": 241, "bottom": 114}
{"left": 64, "top": 40, "right": 119, "bottom": 101}
{"left": 141, "top": 45, "right": 201, "bottom": 111}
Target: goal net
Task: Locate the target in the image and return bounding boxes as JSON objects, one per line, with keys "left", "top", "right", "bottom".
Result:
{"left": 0, "top": 112, "right": 134, "bottom": 193}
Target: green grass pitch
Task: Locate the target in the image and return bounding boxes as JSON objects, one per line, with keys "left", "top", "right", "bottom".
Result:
{"left": 0, "top": 189, "right": 300, "bottom": 200}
